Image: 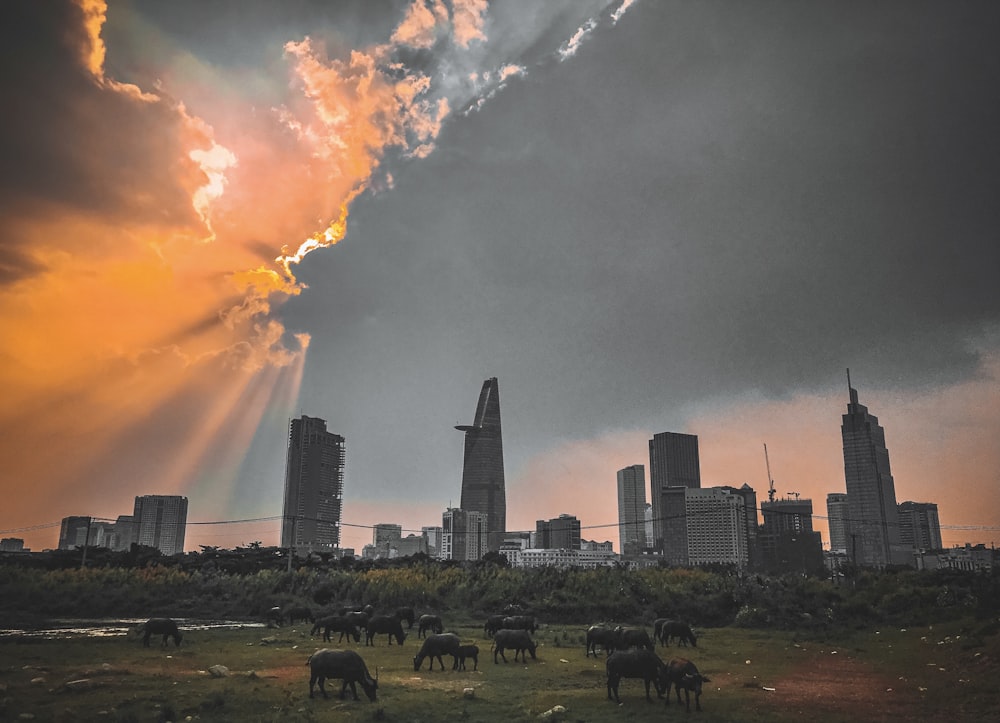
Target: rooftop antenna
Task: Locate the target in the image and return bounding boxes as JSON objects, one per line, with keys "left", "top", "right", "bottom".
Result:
{"left": 763, "top": 443, "right": 776, "bottom": 502}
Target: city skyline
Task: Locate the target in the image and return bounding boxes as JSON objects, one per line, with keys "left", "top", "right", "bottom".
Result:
{"left": 2, "top": 1, "right": 998, "bottom": 555}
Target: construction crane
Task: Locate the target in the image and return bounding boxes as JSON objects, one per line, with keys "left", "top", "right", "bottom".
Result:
{"left": 763, "top": 443, "right": 776, "bottom": 502}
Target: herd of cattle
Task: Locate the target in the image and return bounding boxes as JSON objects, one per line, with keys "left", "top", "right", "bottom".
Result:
{"left": 136, "top": 606, "right": 710, "bottom": 710}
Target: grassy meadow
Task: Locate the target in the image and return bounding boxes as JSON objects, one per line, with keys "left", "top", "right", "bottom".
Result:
{"left": 2, "top": 616, "right": 998, "bottom": 722}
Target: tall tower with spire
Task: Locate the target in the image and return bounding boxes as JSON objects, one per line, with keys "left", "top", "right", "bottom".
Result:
{"left": 841, "top": 371, "right": 906, "bottom": 567}
{"left": 456, "top": 377, "right": 506, "bottom": 551}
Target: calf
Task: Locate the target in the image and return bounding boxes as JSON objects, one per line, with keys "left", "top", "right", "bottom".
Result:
{"left": 665, "top": 657, "right": 709, "bottom": 711}
{"left": 457, "top": 644, "right": 480, "bottom": 671}
{"left": 307, "top": 649, "right": 378, "bottom": 702}
{"left": 606, "top": 649, "right": 668, "bottom": 704}
{"left": 493, "top": 628, "right": 537, "bottom": 663}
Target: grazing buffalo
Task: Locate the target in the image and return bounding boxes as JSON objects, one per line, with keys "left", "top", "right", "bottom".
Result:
{"left": 665, "top": 657, "right": 709, "bottom": 711}
{"left": 413, "top": 633, "right": 461, "bottom": 671}
{"left": 502, "top": 615, "right": 538, "bottom": 633}
{"left": 395, "top": 607, "right": 416, "bottom": 629}
{"left": 365, "top": 615, "right": 406, "bottom": 646}
{"left": 606, "top": 649, "right": 668, "bottom": 704}
{"left": 457, "top": 644, "right": 480, "bottom": 671}
{"left": 586, "top": 625, "right": 618, "bottom": 657}
{"left": 140, "top": 618, "right": 182, "bottom": 648}
{"left": 418, "top": 614, "right": 444, "bottom": 638}
{"left": 492, "top": 629, "right": 537, "bottom": 664}
{"left": 311, "top": 615, "right": 361, "bottom": 644}
{"left": 484, "top": 614, "right": 506, "bottom": 638}
{"left": 286, "top": 605, "right": 314, "bottom": 625}
{"left": 307, "top": 649, "right": 378, "bottom": 702}
{"left": 615, "top": 626, "right": 655, "bottom": 651}
{"left": 660, "top": 621, "right": 697, "bottom": 648}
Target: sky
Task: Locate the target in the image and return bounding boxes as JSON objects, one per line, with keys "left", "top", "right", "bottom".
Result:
{"left": 2, "top": 0, "right": 998, "bottom": 555}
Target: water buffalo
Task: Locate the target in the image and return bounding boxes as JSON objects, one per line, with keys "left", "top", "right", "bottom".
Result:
{"left": 484, "top": 614, "right": 506, "bottom": 638}
{"left": 395, "top": 607, "right": 416, "bottom": 629}
{"left": 659, "top": 621, "right": 697, "bottom": 648}
{"left": 502, "top": 615, "right": 537, "bottom": 633}
{"left": 285, "top": 605, "right": 314, "bottom": 625}
{"left": 665, "top": 657, "right": 709, "bottom": 711}
{"left": 615, "top": 626, "right": 655, "bottom": 651}
{"left": 306, "top": 648, "right": 378, "bottom": 702}
{"left": 365, "top": 615, "right": 406, "bottom": 646}
{"left": 418, "top": 614, "right": 444, "bottom": 638}
{"left": 606, "top": 649, "right": 668, "bottom": 704}
{"left": 586, "top": 625, "right": 618, "bottom": 657}
{"left": 413, "top": 632, "right": 461, "bottom": 671}
{"left": 492, "top": 628, "right": 537, "bottom": 663}
{"left": 311, "top": 615, "right": 361, "bottom": 644}
{"left": 457, "top": 644, "right": 480, "bottom": 671}
{"left": 140, "top": 618, "right": 182, "bottom": 647}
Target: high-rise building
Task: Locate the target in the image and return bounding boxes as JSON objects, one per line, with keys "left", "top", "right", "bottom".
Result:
{"left": 898, "top": 501, "right": 943, "bottom": 552}
{"left": 649, "top": 432, "right": 701, "bottom": 554}
{"left": 536, "top": 514, "right": 582, "bottom": 550}
{"left": 826, "top": 493, "right": 850, "bottom": 553}
{"left": 58, "top": 516, "right": 93, "bottom": 550}
{"left": 441, "top": 508, "right": 488, "bottom": 561}
{"left": 281, "top": 415, "right": 344, "bottom": 553}
{"left": 684, "top": 487, "right": 750, "bottom": 568}
{"left": 841, "top": 374, "right": 906, "bottom": 567}
{"left": 132, "top": 495, "right": 188, "bottom": 555}
{"left": 456, "top": 377, "right": 506, "bottom": 550}
{"left": 617, "top": 465, "right": 647, "bottom": 554}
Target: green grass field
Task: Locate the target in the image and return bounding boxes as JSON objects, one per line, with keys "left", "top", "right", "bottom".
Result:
{"left": 2, "top": 617, "right": 997, "bottom": 722}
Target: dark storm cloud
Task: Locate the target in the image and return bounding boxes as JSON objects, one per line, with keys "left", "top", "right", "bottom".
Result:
{"left": 280, "top": 0, "right": 1000, "bottom": 505}
{"left": 0, "top": 1, "right": 205, "bottom": 234}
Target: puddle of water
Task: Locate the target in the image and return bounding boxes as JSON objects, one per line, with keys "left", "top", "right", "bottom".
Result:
{"left": 0, "top": 618, "right": 267, "bottom": 639}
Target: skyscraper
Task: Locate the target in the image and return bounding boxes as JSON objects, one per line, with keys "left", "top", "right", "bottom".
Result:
{"left": 826, "top": 493, "right": 850, "bottom": 553}
{"left": 684, "top": 487, "right": 750, "bottom": 568}
{"left": 841, "top": 373, "right": 906, "bottom": 567}
{"left": 281, "top": 415, "right": 344, "bottom": 553}
{"left": 132, "top": 495, "right": 188, "bottom": 555}
{"left": 617, "top": 464, "right": 647, "bottom": 555}
{"left": 649, "top": 431, "right": 701, "bottom": 554}
{"left": 456, "top": 377, "right": 506, "bottom": 550}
